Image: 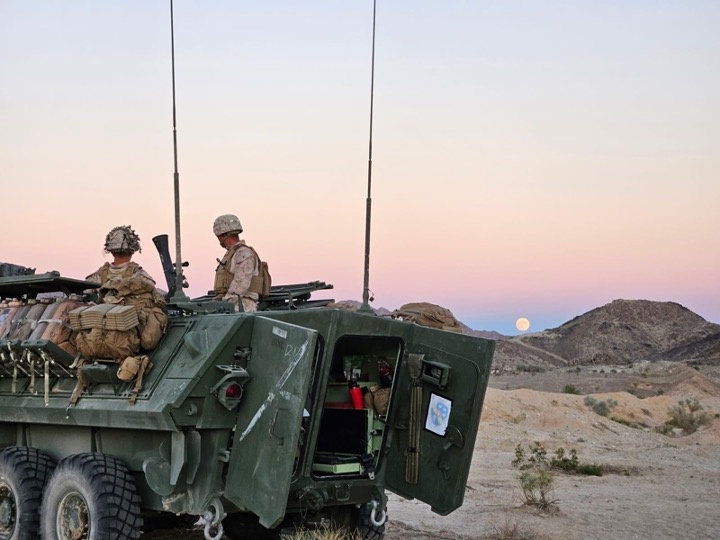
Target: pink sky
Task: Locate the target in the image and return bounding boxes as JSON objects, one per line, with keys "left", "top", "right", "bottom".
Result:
{"left": 1, "top": 2, "right": 719, "bottom": 335}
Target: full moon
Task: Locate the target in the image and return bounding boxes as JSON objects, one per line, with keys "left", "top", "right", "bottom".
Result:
{"left": 515, "top": 317, "right": 531, "bottom": 332}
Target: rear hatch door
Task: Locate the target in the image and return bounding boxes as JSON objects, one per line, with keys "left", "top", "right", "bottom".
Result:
{"left": 385, "top": 326, "right": 494, "bottom": 515}
{"left": 225, "top": 316, "right": 319, "bottom": 528}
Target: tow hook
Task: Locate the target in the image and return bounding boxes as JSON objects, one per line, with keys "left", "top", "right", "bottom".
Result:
{"left": 368, "top": 499, "right": 388, "bottom": 527}
{"left": 201, "top": 498, "right": 225, "bottom": 540}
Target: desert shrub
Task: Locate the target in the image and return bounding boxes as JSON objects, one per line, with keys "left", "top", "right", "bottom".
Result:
{"left": 562, "top": 384, "right": 580, "bottom": 395}
{"left": 550, "top": 447, "right": 603, "bottom": 476}
{"left": 517, "top": 364, "right": 545, "bottom": 373}
{"left": 511, "top": 443, "right": 556, "bottom": 510}
{"left": 549, "top": 447, "right": 578, "bottom": 472}
{"left": 487, "top": 514, "right": 542, "bottom": 540}
{"left": 575, "top": 463, "right": 604, "bottom": 476}
{"left": 512, "top": 442, "right": 604, "bottom": 509}
{"left": 281, "top": 524, "right": 361, "bottom": 540}
{"left": 583, "top": 396, "right": 618, "bottom": 417}
{"left": 610, "top": 416, "right": 637, "bottom": 428}
{"left": 656, "top": 399, "right": 712, "bottom": 435}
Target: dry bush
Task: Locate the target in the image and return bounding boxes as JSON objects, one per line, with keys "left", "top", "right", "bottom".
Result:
{"left": 583, "top": 396, "right": 618, "bottom": 417}
{"left": 511, "top": 443, "right": 557, "bottom": 510}
{"left": 281, "top": 524, "right": 361, "bottom": 540}
{"left": 487, "top": 510, "right": 545, "bottom": 539}
{"left": 656, "top": 399, "right": 712, "bottom": 435}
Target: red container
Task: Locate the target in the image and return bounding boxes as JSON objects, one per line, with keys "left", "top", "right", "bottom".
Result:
{"left": 348, "top": 382, "right": 364, "bottom": 410}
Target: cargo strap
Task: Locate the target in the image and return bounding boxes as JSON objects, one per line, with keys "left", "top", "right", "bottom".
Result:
{"left": 129, "top": 355, "right": 152, "bottom": 405}
{"left": 69, "top": 359, "right": 88, "bottom": 406}
{"left": 405, "top": 353, "right": 424, "bottom": 484}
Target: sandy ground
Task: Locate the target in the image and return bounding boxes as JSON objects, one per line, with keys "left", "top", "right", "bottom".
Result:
{"left": 146, "top": 366, "right": 720, "bottom": 539}
{"left": 384, "top": 369, "right": 720, "bottom": 540}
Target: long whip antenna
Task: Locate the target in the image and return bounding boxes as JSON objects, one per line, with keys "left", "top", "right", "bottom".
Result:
{"left": 169, "top": 0, "right": 188, "bottom": 301}
{"left": 360, "top": 0, "right": 377, "bottom": 312}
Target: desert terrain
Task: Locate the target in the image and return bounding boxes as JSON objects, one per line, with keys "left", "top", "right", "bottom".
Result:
{"left": 385, "top": 363, "right": 720, "bottom": 540}
{"left": 147, "top": 299, "right": 720, "bottom": 539}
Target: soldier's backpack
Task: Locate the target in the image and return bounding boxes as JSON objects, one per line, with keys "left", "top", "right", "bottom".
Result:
{"left": 246, "top": 246, "right": 272, "bottom": 298}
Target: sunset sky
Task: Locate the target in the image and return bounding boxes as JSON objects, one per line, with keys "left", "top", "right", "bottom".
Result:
{"left": 1, "top": 1, "right": 718, "bottom": 335}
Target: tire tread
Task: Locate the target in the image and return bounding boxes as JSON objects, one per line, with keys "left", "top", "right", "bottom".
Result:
{"left": 0, "top": 446, "right": 56, "bottom": 540}
{"left": 42, "top": 452, "right": 142, "bottom": 540}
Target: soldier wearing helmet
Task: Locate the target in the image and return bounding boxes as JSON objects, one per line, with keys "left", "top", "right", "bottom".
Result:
{"left": 86, "top": 226, "right": 157, "bottom": 292}
{"left": 213, "top": 214, "right": 261, "bottom": 313}
{"left": 84, "top": 226, "right": 168, "bottom": 353}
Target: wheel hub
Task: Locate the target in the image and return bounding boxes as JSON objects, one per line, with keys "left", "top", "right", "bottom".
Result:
{"left": 0, "top": 482, "right": 17, "bottom": 534}
{"left": 57, "top": 491, "right": 89, "bottom": 540}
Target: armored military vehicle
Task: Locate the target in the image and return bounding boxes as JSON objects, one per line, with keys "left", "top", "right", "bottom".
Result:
{"left": 0, "top": 258, "right": 494, "bottom": 540}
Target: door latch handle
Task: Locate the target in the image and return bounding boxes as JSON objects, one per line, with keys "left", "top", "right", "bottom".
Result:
{"left": 437, "top": 425, "right": 464, "bottom": 479}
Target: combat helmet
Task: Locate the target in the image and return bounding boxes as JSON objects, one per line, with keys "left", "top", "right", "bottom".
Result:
{"left": 104, "top": 225, "right": 141, "bottom": 255}
{"left": 213, "top": 214, "right": 243, "bottom": 236}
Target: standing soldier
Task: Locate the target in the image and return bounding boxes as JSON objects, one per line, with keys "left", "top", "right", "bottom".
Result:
{"left": 213, "top": 214, "right": 265, "bottom": 313}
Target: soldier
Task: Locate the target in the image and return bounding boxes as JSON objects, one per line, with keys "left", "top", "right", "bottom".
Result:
{"left": 213, "top": 214, "right": 263, "bottom": 313}
{"left": 85, "top": 225, "right": 167, "bottom": 351}
{"left": 86, "top": 225, "right": 157, "bottom": 290}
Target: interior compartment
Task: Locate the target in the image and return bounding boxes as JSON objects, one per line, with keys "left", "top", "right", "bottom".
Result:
{"left": 312, "top": 335, "right": 402, "bottom": 477}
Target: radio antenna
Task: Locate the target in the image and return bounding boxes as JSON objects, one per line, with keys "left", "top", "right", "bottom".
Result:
{"left": 169, "top": 0, "right": 188, "bottom": 301}
{"left": 360, "top": 0, "right": 377, "bottom": 312}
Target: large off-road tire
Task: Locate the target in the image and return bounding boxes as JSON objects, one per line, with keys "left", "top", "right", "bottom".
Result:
{"left": 328, "top": 504, "right": 386, "bottom": 540}
{"left": 40, "top": 453, "right": 142, "bottom": 540}
{"left": 0, "top": 446, "right": 56, "bottom": 540}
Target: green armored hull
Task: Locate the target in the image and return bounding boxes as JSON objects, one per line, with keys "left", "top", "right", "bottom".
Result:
{"left": 0, "top": 270, "right": 494, "bottom": 539}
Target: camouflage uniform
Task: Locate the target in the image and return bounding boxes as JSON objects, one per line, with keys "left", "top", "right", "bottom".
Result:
{"left": 214, "top": 241, "right": 259, "bottom": 313}
{"left": 86, "top": 262, "right": 156, "bottom": 289}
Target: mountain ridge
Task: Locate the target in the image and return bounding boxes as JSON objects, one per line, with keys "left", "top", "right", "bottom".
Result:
{"left": 336, "top": 298, "right": 720, "bottom": 369}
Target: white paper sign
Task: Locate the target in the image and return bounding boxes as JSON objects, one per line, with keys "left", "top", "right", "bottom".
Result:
{"left": 425, "top": 393, "right": 452, "bottom": 436}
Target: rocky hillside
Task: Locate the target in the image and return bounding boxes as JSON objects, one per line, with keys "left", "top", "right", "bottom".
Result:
{"left": 491, "top": 299, "right": 720, "bottom": 371}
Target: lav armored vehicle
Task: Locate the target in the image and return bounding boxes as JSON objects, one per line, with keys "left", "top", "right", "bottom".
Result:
{"left": 0, "top": 259, "right": 494, "bottom": 540}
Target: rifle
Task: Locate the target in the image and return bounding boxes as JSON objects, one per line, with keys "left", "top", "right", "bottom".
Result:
{"left": 152, "top": 234, "right": 181, "bottom": 299}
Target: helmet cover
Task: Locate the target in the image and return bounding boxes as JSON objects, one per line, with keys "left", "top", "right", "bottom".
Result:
{"left": 213, "top": 214, "right": 243, "bottom": 236}
{"left": 104, "top": 225, "right": 141, "bottom": 254}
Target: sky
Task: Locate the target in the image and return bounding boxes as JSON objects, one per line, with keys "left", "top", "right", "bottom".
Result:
{"left": 1, "top": 1, "right": 718, "bottom": 336}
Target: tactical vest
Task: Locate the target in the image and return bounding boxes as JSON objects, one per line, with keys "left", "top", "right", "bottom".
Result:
{"left": 214, "top": 242, "right": 268, "bottom": 297}
{"left": 98, "top": 262, "right": 141, "bottom": 302}
{"left": 214, "top": 243, "right": 252, "bottom": 296}
{"left": 98, "top": 261, "right": 140, "bottom": 284}
{"left": 97, "top": 262, "right": 164, "bottom": 308}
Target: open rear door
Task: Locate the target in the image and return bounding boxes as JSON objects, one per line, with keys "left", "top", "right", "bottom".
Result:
{"left": 385, "top": 326, "right": 494, "bottom": 515}
{"left": 225, "top": 316, "right": 319, "bottom": 528}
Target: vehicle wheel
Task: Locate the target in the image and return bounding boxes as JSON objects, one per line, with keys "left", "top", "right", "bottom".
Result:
{"left": 40, "top": 453, "right": 142, "bottom": 540}
{"left": 329, "top": 504, "right": 386, "bottom": 540}
{"left": 0, "top": 446, "right": 56, "bottom": 540}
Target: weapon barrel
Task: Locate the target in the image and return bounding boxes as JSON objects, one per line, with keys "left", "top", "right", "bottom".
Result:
{"left": 152, "top": 234, "right": 176, "bottom": 297}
